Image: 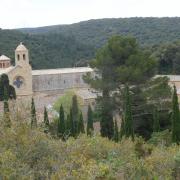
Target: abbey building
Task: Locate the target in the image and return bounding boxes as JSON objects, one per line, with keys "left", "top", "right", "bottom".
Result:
{"left": 0, "top": 43, "right": 93, "bottom": 96}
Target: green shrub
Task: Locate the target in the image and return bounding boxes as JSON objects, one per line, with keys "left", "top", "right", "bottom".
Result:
{"left": 149, "top": 130, "right": 172, "bottom": 146}
{"left": 0, "top": 104, "right": 180, "bottom": 179}
{"left": 53, "top": 90, "right": 83, "bottom": 116}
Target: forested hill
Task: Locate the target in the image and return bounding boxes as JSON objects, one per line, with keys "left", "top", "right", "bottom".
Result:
{"left": 1, "top": 17, "right": 180, "bottom": 70}
{"left": 19, "top": 17, "right": 180, "bottom": 47}
{"left": 0, "top": 29, "right": 94, "bottom": 69}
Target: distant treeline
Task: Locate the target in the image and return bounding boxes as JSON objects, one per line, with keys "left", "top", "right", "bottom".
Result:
{"left": 0, "top": 17, "right": 180, "bottom": 73}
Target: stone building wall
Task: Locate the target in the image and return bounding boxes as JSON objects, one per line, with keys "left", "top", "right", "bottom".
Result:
{"left": 32, "top": 70, "right": 91, "bottom": 92}
{"left": 8, "top": 65, "right": 32, "bottom": 96}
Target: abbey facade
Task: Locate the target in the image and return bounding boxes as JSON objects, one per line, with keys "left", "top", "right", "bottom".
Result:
{"left": 0, "top": 43, "right": 93, "bottom": 97}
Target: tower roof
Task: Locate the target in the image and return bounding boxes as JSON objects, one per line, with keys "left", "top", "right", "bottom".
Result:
{"left": 16, "top": 42, "right": 27, "bottom": 51}
{"left": 0, "top": 55, "right": 10, "bottom": 61}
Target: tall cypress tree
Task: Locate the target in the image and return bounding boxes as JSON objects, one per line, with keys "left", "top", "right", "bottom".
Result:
{"left": 44, "top": 106, "right": 49, "bottom": 133}
{"left": 100, "top": 90, "right": 114, "bottom": 139}
{"left": 124, "top": 85, "right": 134, "bottom": 140}
{"left": 153, "top": 108, "right": 160, "bottom": 132}
{"left": 120, "top": 116, "right": 125, "bottom": 139}
{"left": 66, "top": 114, "right": 71, "bottom": 136}
{"left": 78, "top": 111, "right": 85, "bottom": 134}
{"left": 0, "top": 74, "right": 16, "bottom": 101}
{"left": 72, "top": 95, "right": 79, "bottom": 137}
{"left": 31, "top": 98, "right": 37, "bottom": 128}
{"left": 58, "top": 104, "right": 65, "bottom": 138}
{"left": 3, "top": 87, "right": 8, "bottom": 101}
{"left": 113, "top": 119, "right": 119, "bottom": 142}
{"left": 87, "top": 105, "right": 94, "bottom": 136}
{"left": 3, "top": 100, "right": 11, "bottom": 128}
{"left": 172, "top": 85, "right": 180, "bottom": 143}
{"left": 69, "top": 107, "right": 75, "bottom": 137}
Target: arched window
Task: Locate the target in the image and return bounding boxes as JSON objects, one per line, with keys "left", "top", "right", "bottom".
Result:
{"left": 23, "top": 54, "right": 26, "bottom": 60}
{"left": 17, "top": 54, "right": 20, "bottom": 61}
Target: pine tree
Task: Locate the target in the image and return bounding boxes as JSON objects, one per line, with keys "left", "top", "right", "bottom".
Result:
{"left": 87, "top": 105, "right": 94, "bottom": 136}
{"left": 58, "top": 104, "right": 65, "bottom": 138}
{"left": 72, "top": 95, "right": 79, "bottom": 137}
{"left": 172, "top": 85, "right": 180, "bottom": 143}
{"left": 44, "top": 106, "right": 49, "bottom": 133}
{"left": 124, "top": 85, "right": 134, "bottom": 140}
{"left": 113, "top": 119, "right": 119, "bottom": 142}
{"left": 78, "top": 111, "right": 85, "bottom": 134}
{"left": 153, "top": 108, "right": 160, "bottom": 132}
{"left": 31, "top": 98, "right": 37, "bottom": 128}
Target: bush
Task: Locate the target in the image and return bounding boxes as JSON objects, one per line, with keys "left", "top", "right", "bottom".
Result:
{"left": 0, "top": 104, "right": 180, "bottom": 179}
{"left": 53, "top": 90, "right": 83, "bottom": 116}
{"left": 148, "top": 130, "right": 172, "bottom": 146}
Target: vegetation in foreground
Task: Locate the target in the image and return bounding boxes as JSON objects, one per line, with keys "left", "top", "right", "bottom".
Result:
{"left": 0, "top": 117, "right": 180, "bottom": 179}
{"left": 1, "top": 34, "right": 180, "bottom": 179}
{"left": 0, "top": 84, "right": 179, "bottom": 179}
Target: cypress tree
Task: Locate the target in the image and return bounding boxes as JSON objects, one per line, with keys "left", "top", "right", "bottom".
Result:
{"left": 3, "top": 100, "right": 11, "bottom": 128}
{"left": 31, "top": 98, "right": 37, "bottom": 128}
{"left": 78, "top": 111, "right": 85, "bottom": 134}
{"left": 44, "top": 106, "right": 49, "bottom": 133}
{"left": 66, "top": 114, "right": 71, "bottom": 136}
{"left": 72, "top": 95, "right": 79, "bottom": 137}
{"left": 3, "top": 87, "right": 8, "bottom": 101}
{"left": 124, "top": 85, "right": 134, "bottom": 140}
{"left": 113, "top": 119, "right": 119, "bottom": 142}
{"left": 100, "top": 90, "right": 114, "bottom": 139}
{"left": 0, "top": 74, "right": 9, "bottom": 101}
{"left": 58, "top": 104, "right": 65, "bottom": 138}
{"left": 0, "top": 74, "right": 16, "bottom": 101}
{"left": 69, "top": 107, "right": 75, "bottom": 137}
{"left": 153, "top": 108, "right": 160, "bottom": 132}
{"left": 0, "top": 76, "right": 3, "bottom": 101}
{"left": 120, "top": 116, "right": 125, "bottom": 139}
{"left": 172, "top": 85, "right": 180, "bottom": 143}
{"left": 87, "top": 104, "right": 94, "bottom": 136}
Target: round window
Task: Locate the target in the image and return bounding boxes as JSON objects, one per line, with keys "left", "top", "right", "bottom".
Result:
{"left": 13, "top": 76, "right": 24, "bottom": 88}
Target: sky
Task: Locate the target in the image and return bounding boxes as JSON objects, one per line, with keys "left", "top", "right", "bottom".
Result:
{"left": 0, "top": 0, "right": 180, "bottom": 29}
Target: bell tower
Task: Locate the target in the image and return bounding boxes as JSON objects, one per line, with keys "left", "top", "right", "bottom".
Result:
{"left": 7, "top": 42, "right": 33, "bottom": 96}
{"left": 15, "top": 42, "right": 29, "bottom": 66}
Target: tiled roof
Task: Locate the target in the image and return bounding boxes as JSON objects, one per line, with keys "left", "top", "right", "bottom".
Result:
{"left": 0, "top": 55, "right": 10, "bottom": 61}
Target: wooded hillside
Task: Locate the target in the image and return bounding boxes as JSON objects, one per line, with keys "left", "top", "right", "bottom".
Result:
{"left": 1, "top": 17, "right": 180, "bottom": 71}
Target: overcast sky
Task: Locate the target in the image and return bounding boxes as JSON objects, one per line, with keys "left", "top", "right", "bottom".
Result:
{"left": 1, "top": 0, "right": 180, "bottom": 29}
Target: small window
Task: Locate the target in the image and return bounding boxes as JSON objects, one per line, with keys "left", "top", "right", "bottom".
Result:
{"left": 64, "top": 80, "right": 66, "bottom": 84}
{"left": 17, "top": 54, "right": 20, "bottom": 61}
{"left": 23, "top": 54, "right": 26, "bottom": 60}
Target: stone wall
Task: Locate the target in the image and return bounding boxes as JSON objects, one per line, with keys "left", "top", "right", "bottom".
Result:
{"left": 8, "top": 65, "right": 32, "bottom": 96}
{"left": 32, "top": 72, "right": 89, "bottom": 92}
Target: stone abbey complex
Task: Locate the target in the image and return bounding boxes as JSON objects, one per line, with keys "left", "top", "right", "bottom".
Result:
{"left": 1, "top": 43, "right": 180, "bottom": 101}
{"left": 0, "top": 43, "right": 93, "bottom": 97}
